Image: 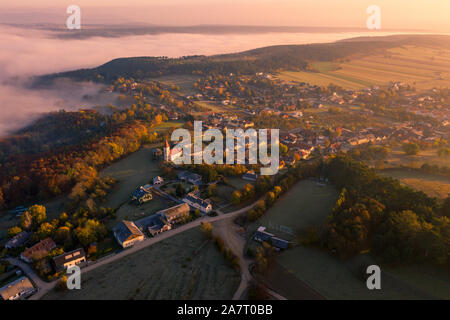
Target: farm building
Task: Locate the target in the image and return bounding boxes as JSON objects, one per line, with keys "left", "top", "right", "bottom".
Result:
{"left": 153, "top": 176, "right": 164, "bottom": 185}
{"left": 20, "top": 238, "right": 56, "bottom": 263}
{"left": 0, "top": 276, "right": 35, "bottom": 300}
{"left": 135, "top": 212, "right": 173, "bottom": 237}
{"left": 177, "top": 171, "right": 202, "bottom": 185}
{"left": 253, "top": 226, "right": 290, "bottom": 250}
{"left": 52, "top": 248, "right": 87, "bottom": 272}
{"left": 183, "top": 193, "right": 212, "bottom": 214}
{"left": 270, "top": 237, "right": 290, "bottom": 250}
{"left": 147, "top": 214, "right": 172, "bottom": 237}
{"left": 113, "top": 221, "right": 144, "bottom": 248}
{"left": 254, "top": 226, "right": 274, "bottom": 242}
{"left": 5, "top": 231, "right": 30, "bottom": 249}
{"left": 132, "top": 185, "right": 153, "bottom": 204}
{"left": 242, "top": 170, "right": 258, "bottom": 182}
{"left": 158, "top": 203, "right": 190, "bottom": 223}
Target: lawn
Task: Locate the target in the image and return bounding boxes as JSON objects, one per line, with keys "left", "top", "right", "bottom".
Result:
{"left": 382, "top": 147, "right": 450, "bottom": 169}
{"left": 149, "top": 75, "right": 200, "bottom": 96}
{"left": 100, "top": 145, "right": 163, "bottom": 211}
{"left": 43, "top": 227, "right": 240, "bottom": 300}
{"left": 248, "top": 179, "right": 338, "bottom": 240}
{"left": 227, "top": 176, "right": 252, "bottom": 190}
{"left": 277, "top": 248, "right": 441, "bottom": 300}
{"left": 378, "top": 168, "right": 450, "bottom": 199}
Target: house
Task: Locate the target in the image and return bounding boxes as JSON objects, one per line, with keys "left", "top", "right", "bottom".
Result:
{"left": 20, "top": 238, "right": 56, "bottom": 263}
{"left": 270, "top": 237, "right": 290, "bottom": 250}
{"left": 253, "top": 226, "right": 290, "bottom": 250}
{"left": 152, "top": 148, "right": 163, "bottom": 158}
{"left": 183, "top": 193, "right": 212, "bottom": 214}
{"left": 153, "top": 176, "right": 164, "bottom": 185}
{"left": 113, "top": 221, "right": 144, "bottom": 248}
{"left": 146, "top": 214, "right": 172, "bottom": 237}
{"left": 158, "top": 203, "right": 190, "bottom": 223}
{"left": 132, "top": 185, "right": 153, "bottom": 204}
{"left": 135, "top": 212, "right": 173, "bottom": 237}
{"left": 5, "top": 231, "right": 30, "bottom": 249}
{"left": 0, "top": 276, "right": 35, "bottom": 300}
{"left": 254, "top": 226, "right": 274, "bottom": 242}
{"left": 52, "top": 248, "right": 87, "bottom": 272}
{"left": 242, "top": 170, "right": 258, "bottom": 182}
{"left": 177, "top": 171, "right": 202, "bottom": 185}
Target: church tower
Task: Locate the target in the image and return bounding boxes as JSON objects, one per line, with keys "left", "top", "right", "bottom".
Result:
{"left": 164, "top": 140, "right": 170, "bottom": 162}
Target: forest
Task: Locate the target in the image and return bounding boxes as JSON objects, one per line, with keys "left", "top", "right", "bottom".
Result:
{"left": 320, "top": 156, "right": 449, "bottom": 266}
{"left": 37, "top": 39, "right": 409, "bottom": 83}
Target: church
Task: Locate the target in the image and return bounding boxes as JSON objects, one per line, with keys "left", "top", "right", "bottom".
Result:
{"left": 164, "top": 140, "right": 183, "bottom": 162}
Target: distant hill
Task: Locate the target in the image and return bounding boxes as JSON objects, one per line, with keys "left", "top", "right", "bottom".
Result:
{"left": 37, "top": 34, "right": 450, "bottom": 84}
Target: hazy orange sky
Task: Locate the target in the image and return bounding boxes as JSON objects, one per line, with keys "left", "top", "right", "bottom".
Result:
{"left": 1, "top": 0, "right": 449, "bottom": 32}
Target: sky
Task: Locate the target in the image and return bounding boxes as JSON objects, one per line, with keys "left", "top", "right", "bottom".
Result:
{"left": 0, "top": 0, "right": 449, "bottom": 32}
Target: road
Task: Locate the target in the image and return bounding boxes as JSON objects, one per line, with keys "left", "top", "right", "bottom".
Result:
{"left": 212, "top": 213, "right": 287, "bottom": 300}
{"left": 5, "top": 257, "right": 58, "bottom": 300}
{"left": 6, "top": 199, "right": 261, "bottom": 300}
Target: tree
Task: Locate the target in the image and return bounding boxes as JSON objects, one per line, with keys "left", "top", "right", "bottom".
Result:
{"left": 7, "top": 226, "right": 22, "bottom": 238}
{"left": 26, "top": 205, "right": 47, "bottom": 227}
{"left": 0, "top": 187, "right": 4, "bottom": 209}
{"left": 54, "top": 226, "right": 73, "bottom": 247}
{"left": 37, "top": 222, "right": 55, "bottom": 240}
{"left": 279, "top": 143, "right": 288, "bottom": 155}
{"left": 200, "top": 222, "right": 213, "bottom": 237}
{"left": 207, "top": 184, "right": 218, "bottom": 197}
{"left": 75, "top": 219, "right": 107, "bottom": 247}
{"left": 442, "top": 196, "right": 450, "bottom": 218}
{"left": 231, "top": 190, "right": 242, "bottom": 205}
{"left": 248, "top": 281, "right": 269, "bottom": 300}
{"left": 176, "top": 183, "right": 186, "bottom": 197}
{"left": 20, "top": 211, "right": 32, "bottom": 230}
{"left": 402, "top": 142, "right": 420, "bottom": 156}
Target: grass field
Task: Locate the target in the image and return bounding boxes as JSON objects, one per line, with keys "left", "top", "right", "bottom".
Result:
{"left": 100, "top": 145, "right": 162, "bottom": 214}
{"left": 149, "top": 120, "right": 184, "bottom": 134}
{"left": 248, "top": 179, "right": 338, "bottom": 240}
{"left": 249, "top": 179, "right": 450, "bottom": 299}
{"left": 149, "top": 75, "right": 199, "bottom": 96}
{"left": 277, "top": 45, "right": 450, "bottom": 90}
{"left": 43, "top": 227, "right": 240, "bottom": 300}
{"left": 379, "top": 168, "right": 450, "bottom": 199}
{"left": 383, "top": 147, "right": 450, "bottom": 168}
{"left": 277, "top": 248, "right": 443, "bottom": 300}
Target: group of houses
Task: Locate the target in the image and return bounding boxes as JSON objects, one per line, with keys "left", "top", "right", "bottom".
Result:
{"left": 113, "top": 203, "right": 191, "bottom": 248}
{"left": 0, "top": 239, "right": 87, "bottom": 300}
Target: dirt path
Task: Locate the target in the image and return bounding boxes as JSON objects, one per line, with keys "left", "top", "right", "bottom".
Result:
{"left": 212, "top": 210, "right": 288, "bottom": 300}
{"left": 212, "top": 218, "right": 253, "bottom": 300}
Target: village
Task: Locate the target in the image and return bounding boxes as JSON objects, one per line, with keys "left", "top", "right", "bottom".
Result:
{"left": 0, "top": 69, "right": 449, "bottom": 300}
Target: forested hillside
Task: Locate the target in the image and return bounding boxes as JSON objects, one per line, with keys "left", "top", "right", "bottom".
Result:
{"left": 38, "top": 35, "right": 450, "bottom": 84}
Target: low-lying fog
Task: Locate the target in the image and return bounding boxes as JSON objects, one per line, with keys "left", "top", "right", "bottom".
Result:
{"left": 0, "top": 23, "right": 417, "bottom": 137}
